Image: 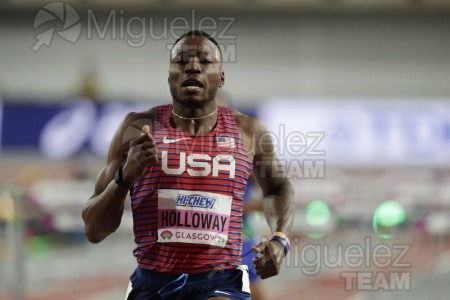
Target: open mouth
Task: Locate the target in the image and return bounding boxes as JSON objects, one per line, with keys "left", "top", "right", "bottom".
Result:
{"left": 181, "top": 79, "right": 204, "bottom": 90}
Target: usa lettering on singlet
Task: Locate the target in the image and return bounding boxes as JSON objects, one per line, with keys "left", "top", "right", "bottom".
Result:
{"left": 129, "top": 105, "right": 253, "bottom": 274}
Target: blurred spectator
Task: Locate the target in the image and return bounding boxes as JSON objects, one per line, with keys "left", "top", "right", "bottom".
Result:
{"left": 20, "top": 167, "right": 55, "bottom": 237}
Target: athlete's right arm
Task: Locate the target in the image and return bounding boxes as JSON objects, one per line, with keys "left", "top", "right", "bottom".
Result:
{"left": 82, "top": 112, "right": 157, "bottom": 244}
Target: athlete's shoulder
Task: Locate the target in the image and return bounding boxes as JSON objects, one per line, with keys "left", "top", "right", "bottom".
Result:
{"left": 112, "top": 106, "right": 159, "bottom": 144}
{"left": 230, "top": 108, "right": 267, "bottom": 135}
{"left": 119, "top": 106, "right": 160, "bottom": 131}
{"left": 123, "top": 106, "right": 158, "bottom": 123}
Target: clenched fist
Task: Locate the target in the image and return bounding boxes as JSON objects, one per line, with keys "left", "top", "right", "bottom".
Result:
{"left": 252, "top": 240, "right": 285, "bottom": 279}
{"left": 122, "top": 125, "right": 158, "bottom": 183}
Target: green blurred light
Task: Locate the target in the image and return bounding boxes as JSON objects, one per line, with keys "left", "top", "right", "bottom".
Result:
{"left": 253, "top": 211, "right": 262, "bottom": 221}
{"left": 27, "top": 235, "right": 51, "bottom": 259}
{"left": 305, "top": 200, "right": 331, "bottom": 239}
{"left": 377, "top": 233, "right": 394, "bottom": 240}
{"left": 306, "top": 200, "right": 331, "bottom": 227}
{"left": 373, "top": 201, "right": 406, "bottom": 239}
{"left": 306, "top": 232, "right": 326, "bottom": 239}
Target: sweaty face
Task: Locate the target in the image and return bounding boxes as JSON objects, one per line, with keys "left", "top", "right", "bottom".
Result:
{"left": 168, "top": 36, "right": 224, "bottom": 107}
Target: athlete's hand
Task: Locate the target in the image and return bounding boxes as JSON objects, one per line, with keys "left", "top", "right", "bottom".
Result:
{"left": 122, "top": 125, "right": 158, "bottom": 183}
{"left": 251, "top": 240, "right": 285, "bottom": 279}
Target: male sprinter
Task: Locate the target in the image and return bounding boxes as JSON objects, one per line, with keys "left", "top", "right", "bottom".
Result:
{"left": 82, "top": 30, "right": 294, "bottom": 299}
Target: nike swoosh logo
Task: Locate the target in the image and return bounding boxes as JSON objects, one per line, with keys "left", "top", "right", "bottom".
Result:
{"left": 162, "top": 136, "right": 190, "bottom": 144}
{"left": 214, "top": 291, "right": 231, "bottom": 295}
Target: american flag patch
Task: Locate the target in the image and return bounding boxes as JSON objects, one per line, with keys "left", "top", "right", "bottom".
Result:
{"left": 216, "top": 136, "right": 235, "bottom": 149}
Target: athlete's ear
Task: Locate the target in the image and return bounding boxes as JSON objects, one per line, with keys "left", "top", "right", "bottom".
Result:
{"left": 220, "top": 71, "right": 225, "bottom": 88}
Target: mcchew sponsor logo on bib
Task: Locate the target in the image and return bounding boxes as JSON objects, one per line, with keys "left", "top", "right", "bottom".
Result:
{"left": 175, "top": 194, "right": 216, "bottom": 209}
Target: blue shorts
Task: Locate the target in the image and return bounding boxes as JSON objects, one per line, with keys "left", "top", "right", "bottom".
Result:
{"left": 242, "top": 239, "right": 260, "bottom": 282}
{"left": 126, "top": 265, "right": 251, "bottom": 300}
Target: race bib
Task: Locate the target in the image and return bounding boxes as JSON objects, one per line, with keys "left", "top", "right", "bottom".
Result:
{"left": 157, "top": 189, "right": 232, "bottom": 247}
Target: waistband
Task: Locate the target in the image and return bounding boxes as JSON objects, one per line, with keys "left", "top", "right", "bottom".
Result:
{"left": 135, "top": 266, "right": 242, "bottom": 287}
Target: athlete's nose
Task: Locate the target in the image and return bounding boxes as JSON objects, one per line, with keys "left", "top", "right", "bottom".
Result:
{"left": 185, "top": 59, "right": 201, "bottom": 74}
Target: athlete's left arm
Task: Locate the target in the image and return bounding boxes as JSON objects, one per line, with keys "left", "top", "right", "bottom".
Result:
{"left": 238, "top": 114, "right": 295, "bottom": 279}
{"left": 249, "top": 117, "right": 294, "bottom": 236}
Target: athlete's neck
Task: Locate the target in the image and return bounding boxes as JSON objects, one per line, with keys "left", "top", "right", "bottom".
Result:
{"left": 172, "top": 103, "right": 218, "bottom": 135}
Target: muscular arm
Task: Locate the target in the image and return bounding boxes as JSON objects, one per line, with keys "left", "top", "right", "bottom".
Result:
{"left": 82, "top": 163, "right": 129, "bottom": 244}
{"left": 236, "top": 112, "right": 294, "bottom": 236}
{"left": 236, "top": 112, "right": 294, "bottom": 279}
{"left": 82, "top": 111, "right": 155, "bottom": 243}
{"left": 251, "top": 120, "right": 294, "bottom": 236}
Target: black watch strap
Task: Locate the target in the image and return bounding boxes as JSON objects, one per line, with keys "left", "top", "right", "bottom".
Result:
{"left": 115, "top": 166, "right": 132, "bottom": 189}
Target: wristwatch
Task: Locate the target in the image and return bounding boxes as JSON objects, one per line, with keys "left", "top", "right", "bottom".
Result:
{"left": 114, "top": 166, "right": 133, "bottom": 189}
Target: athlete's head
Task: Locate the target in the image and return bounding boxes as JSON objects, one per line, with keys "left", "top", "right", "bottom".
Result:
{"left": 168, "top": 30, "right": 225, "bottom": 108}
{"left": 173, "top": 31, "right": 223, "bottom": 61}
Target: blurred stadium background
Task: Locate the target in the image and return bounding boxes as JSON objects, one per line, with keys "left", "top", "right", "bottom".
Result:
{"left": 1, "top": 0, "right": 450, "bottom": 299}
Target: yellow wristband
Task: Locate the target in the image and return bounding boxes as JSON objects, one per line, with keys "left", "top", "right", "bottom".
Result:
{"left": 272, "top": 231, "right": 288, "bottom": 240}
